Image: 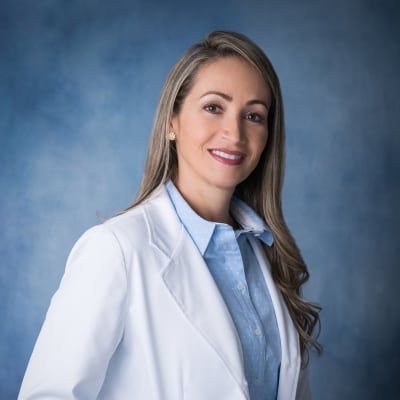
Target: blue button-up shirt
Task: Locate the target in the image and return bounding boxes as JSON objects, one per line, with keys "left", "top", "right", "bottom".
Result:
{"left": 165, "top": 178, "right": 281, "bottom": 399}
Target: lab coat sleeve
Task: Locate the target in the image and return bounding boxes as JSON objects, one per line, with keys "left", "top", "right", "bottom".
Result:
{"left": 18, "top": 224, "right": 128, "bottom": 400}
{"left": 296, "top": 362, "right": 312, "bottom": 400}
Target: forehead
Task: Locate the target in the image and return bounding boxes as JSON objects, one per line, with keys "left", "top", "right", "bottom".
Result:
{"left": 189, "top": 56, "right": 271, "bottom": 101}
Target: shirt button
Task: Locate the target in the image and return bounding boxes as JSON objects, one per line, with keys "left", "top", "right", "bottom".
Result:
{"left": 255, "top": 327, "right": 262, "bottom": 336}
{"left": 255, "top": 377, "right": 261, "bottom": 385}
{"left": 237, "top": 282, "right": 245, "bottom": 291}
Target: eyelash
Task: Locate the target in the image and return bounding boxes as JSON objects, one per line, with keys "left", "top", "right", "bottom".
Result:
{"left": 203, "top": 103, "right": 266, "bottom": 124}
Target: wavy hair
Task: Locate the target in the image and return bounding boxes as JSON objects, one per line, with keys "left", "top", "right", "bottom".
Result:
{"left": 114, "top": 29, "right": 323, "bottom": 367}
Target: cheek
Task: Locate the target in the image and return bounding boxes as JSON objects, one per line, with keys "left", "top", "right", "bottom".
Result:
{"left": 181, "top": 115, "right": 214, "bottom": 146}
{"left": 250, "top": 134, "right": 268, "bottom": 156}
{"left": 181, "top": 131, "right": 211, "bottom": 151}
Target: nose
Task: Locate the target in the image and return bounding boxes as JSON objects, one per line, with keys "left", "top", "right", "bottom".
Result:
{"left": 222, "top": 116, "right": 244, "bottom": 144}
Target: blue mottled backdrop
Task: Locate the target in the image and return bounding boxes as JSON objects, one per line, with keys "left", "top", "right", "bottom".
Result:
{"left": 1, "top": 0, "right": 399, "bottom": 399}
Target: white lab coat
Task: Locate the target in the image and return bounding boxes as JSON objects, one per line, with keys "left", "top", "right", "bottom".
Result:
{"left": 18, "top": 182, "right": 312, "bottom": 400}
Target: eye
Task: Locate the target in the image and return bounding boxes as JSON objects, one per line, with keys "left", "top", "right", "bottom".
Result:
{"left": 245, "top": 112, "right": 266, "bottom": 124}
{"left": 203, "top": 103, "right": 222, "bottom": 113}
{"left": 203, "top": 103, "right": 266, "bottom": 124}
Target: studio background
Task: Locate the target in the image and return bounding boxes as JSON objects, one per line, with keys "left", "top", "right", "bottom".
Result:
{"left": 1, "top": 0, "right": 399, "bottom": 399}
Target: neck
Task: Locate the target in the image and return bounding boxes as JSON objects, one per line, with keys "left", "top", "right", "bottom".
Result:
{"left": 172, "top": 174, "right": 239, "bottom": 228}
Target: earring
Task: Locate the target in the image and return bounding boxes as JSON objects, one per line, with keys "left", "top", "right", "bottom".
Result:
{"left": 167, "top": 131, "right": 176, "bottom": 141}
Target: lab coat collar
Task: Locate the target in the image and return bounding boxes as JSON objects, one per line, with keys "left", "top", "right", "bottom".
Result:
{"left": 143, "top": 182, "right": 300, "bottom": 400}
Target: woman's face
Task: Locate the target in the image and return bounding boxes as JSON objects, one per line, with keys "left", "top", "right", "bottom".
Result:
{"left": 170, "top": 56, "right": 271, "bottom": 193}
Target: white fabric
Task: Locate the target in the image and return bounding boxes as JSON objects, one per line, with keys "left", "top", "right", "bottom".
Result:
{"left": 18, "top": 183, "right": 312, "bottom": 400}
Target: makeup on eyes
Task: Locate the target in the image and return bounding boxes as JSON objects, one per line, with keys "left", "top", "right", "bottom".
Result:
{"left": 203, "top": 102, "right": 266, "bottom": 124}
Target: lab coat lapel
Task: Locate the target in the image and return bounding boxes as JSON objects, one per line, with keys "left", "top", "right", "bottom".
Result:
{"left": 144, "top": 183, "right": 249, "bottom": 399}
{"left": 247, "top": 235, "right": 301, "bottom": 400}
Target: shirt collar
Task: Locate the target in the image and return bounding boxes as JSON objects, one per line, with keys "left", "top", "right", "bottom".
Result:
{"left": 230, "top": 195, "right": 274, "bottom": 247}
{"left": 165, "top": 178, "right": 274, "bottom": 256}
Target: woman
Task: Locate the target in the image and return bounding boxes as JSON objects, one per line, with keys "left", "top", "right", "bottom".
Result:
{"left": 18, "top": 30, "right": 322, "bottom": 400}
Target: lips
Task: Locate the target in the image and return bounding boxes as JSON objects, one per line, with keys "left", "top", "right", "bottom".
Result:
{"left": 208, "top": 148, "right": 245, "bottom": 165}
{"left": 208, "top": 148, "right": 245, "bottom": 157}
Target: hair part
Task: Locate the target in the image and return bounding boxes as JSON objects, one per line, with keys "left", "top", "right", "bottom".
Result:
{"left": 113, "top": 29, "right": 323, "bottom": 367}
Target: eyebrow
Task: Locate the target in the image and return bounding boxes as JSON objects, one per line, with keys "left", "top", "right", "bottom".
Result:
{"left": 199, "top": 91, "right": 270, "bottom": 111}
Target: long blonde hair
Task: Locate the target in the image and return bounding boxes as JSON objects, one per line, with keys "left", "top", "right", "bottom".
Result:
{"left": 114, "top": 29, "right": 323, "bottom": 367}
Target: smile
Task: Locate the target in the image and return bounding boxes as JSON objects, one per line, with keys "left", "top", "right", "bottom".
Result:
{"left": 208, "top": 149, "right": 245, "bottom": 165}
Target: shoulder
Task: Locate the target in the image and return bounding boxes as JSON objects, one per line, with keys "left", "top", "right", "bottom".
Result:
{"left": 63, "top": 204, "right": 151, "bottom": 282}
{"left": 71, "top": 184, "right": 175, "bottom": 270}
{"left": 102, "top": 203, "right": 149, "bottom": 247}
{"left": 76, "top": 202, "right": 150, "bottom": 261}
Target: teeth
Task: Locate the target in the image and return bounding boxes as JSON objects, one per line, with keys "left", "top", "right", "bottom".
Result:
{"left": 211, "top": 150, "right": 243, "bottom": 160}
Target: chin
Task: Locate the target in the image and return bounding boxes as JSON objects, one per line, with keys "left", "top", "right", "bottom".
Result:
{"left": 206, "top": 175, "right": 243, "bottom": 190}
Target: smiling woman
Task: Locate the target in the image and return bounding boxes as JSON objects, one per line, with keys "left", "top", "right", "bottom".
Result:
{"left": 18, "top": 30, "right": 323, "bottom": 400}
{"left": 169, "top": 56, "right": 271, "bottom": 226}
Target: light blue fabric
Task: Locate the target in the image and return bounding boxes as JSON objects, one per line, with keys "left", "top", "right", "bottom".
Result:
{"left": 165, "top": 178, "right": 281, "bottom": 400}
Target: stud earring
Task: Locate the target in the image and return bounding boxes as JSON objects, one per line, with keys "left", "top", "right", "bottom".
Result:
{"left": 167, "top": 131, "right": 176, "bottom": 140}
